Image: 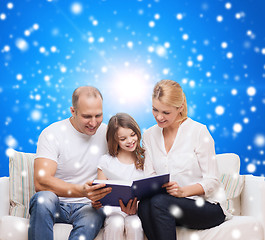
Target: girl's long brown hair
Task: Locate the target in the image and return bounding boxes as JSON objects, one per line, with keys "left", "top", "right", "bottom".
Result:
{"left": 106, "top": 113, "right": 145, "bottom": 170}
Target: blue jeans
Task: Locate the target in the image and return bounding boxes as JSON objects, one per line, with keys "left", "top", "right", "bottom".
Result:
{"left": 138, "top": 194, "right": 225, "bottom": 240}
{"left": 28, "top": 191, "right": 106, "bottom": 240}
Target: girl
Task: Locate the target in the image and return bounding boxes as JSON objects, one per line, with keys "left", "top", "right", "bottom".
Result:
{"left": 96, "top": 113, "right": 145, "bottom": 240}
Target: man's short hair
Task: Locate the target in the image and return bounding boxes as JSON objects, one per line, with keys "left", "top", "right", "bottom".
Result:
{"left": 72, "top": 86, "right": 103, "bottom": 110}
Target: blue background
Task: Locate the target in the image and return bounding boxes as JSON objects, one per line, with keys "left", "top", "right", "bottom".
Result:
{"left": 0, "top": 0, "right": 264, "bottom": 177}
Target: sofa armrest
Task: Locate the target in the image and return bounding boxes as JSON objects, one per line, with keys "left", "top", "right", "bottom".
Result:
{"left": 241, "top": 175, "right": 265, "bottom": 237}
{"left": 0, "top": 177, "right": 10, "bottom": 217}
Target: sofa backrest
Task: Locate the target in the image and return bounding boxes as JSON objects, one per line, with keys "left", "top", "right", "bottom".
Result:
{"left": 216, "top": 153, "right": 240, "bottom": 176}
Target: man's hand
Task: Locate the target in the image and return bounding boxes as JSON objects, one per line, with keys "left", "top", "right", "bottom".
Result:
{"left": 82, "top": 181, "right": 112, "bottom": 202}
{"left": 119, "top": 197, "right": 137, "bottom": 215}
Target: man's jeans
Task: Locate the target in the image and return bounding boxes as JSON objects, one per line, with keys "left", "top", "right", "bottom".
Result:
{"left": 28, "top": 191, "right": 105, "bottom": 240}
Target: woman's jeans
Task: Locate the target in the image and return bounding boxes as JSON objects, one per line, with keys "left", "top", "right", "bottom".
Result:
{"left": 28, "top": 191, "right": 106, "bottom": 240}
{"left": 138, "top": 194, "right": 225, "bottom": 240}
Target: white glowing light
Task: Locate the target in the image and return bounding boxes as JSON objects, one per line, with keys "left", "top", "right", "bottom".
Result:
{"left": 4, "top": 45, "right": 10, "bottom": 52}
{"left": 101, "top": 66, "right": 108, "bottom": 73}
{"left": 233, "top": 123, "right": 242, "bottom": 133}
{"left": 148, "top": 46, "right": 154, "bottom": 52}
{"left": 189, "top": 80, "right": 195, "bottom": 88}
{"left": 169, "top": 205, "right": 183, "bottom": 218}
{"left": 6, "top": 148, "right": 15, "bottom": 157}
{"left": 231, "top": 89, "right": 237, "bottom": 95}
{"left": 247, "top": 163, "right": 256, "bottom": 173}
{"left": 44, "top": 75, "right": 50, "bottom": 82}
{"left": 103, "top": 206, "right": 113, "bottom": 216}
{"left": 164, "top": 42, "right": 170, "bottom": 48}
{"left": 15, "top": 38, "right": 29, "bottom": 51}
{"left": 154, "top": 14, "right": 160, "bottom": 20}
{"left": 92, "top": 20, "right": 98, "bottom": 26}
{"left": 217, "top": 15, "right": 223, "bottom": 22}
{"left": 60, "top": 66, "right": 67, "bottom": 73}
{"left": 7, "top": 3, "right": 14, "bottom": 9}
{"left": 231, "top": 229, "right": 241, "bottom": 239}
{"left": 110, "top": 70, "right": 151, "bottom": 105}
{"left": 149, "top": 21, "right": 155, "bottom": 27}
{"left": 88, "top": 36, "right": 94, "bottom": 43}
{"left": 221, "top": 42, "right": 228, "bottom": 48}
{"left": 51, "top": 46, "right": 57, "bottom": 52}
{"left": 215, "top": 105, "right": 225, "bottom": 115}
{"left": 156, "top": 45, "right": 167, "bottom": 57}
{"left": 31, "top": 110, "right": 42, "bottom": 121}
{"left": 79, "top": 235, "right": 86, "bottom": 240}
{"left": 226, "top": 52, "right": 233, "bottom": 59}
{"left": 206, "top": 72, "right": 211, "bottom": 77}
{"left": 127, "top": 41, "right": 133, "bottom": 49}
{"left": 24, "top": 30, "right": 31, "bottom": 36}
{"left": 90, "top": 145, "right": 99, "bottom": 154}
{"left": 254, "top": 134, "right": 265, "bottom": 147}
{"left": 187, "top": 60, "right": 193, "bottom": 67}
{"left": 197, "top": 54, "right": 203, "bottom": 61}
{"left": 33, "top": 23, "right": 39, "bottom": 30}
{"left": 182, "top": 34, "right": 189, "bottom": 40}
{"left": 163, "top": 68, "right": 169, "bottom": 75}
{"left": 225, "top": 2, "right": 232, "bottom": 9}
{"left": 38, "top": 196, "right": 45, "bottom": 204}
{"left": 195, "top": 197, "right": 205, "bottom": 207}
{"left": 38, "top": 169, "right": 45, "bottom": 177}
{"left": 0, "top": 13, "right": 6, "bottom": 20}
{"left": 16, "top": 74, "right": 23, "bottom": 81}
{"left": 176, "top": 13, "right": 183, "bottom": 20}
{"left": 5, "top": 135, "right": 18, "bottom": 148}
{"left": 71, "top": 2, "right": 83, "bottom": 14}
{"left": 190, "top": 233, "right": 200, "bottom": 240}
{"left": 39, "top": 47, "right": 46, "bottom": 53}
{"left": 247, "top": 86, "right": 256, "bottom": 96}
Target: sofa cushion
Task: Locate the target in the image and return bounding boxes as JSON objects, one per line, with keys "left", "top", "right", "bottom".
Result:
{"left": 220, "top": 174, "right": 245, "bottom": 215}
{"left": 9, "top": 150, "right": 36, "bottom": 218}
{"left": 176, "top": 216, "right": 263, "bottom": 240}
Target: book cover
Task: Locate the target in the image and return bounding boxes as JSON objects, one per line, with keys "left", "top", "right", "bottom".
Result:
{"left": 93, "top": 173, "right": 170, "bottom": 206}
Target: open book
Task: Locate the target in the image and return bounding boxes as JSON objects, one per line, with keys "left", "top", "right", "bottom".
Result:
{"left": 93, "top": 173, "right": 170, "bottom": 206}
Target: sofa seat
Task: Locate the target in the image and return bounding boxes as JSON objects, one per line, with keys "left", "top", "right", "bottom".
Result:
{"left": 0, "top": 216, "right": 104, "bottom": 240}
{"left": 0, "top": 214, "right": 263, "bottom": 240}
{"left": 177, "top": 216, "right": 263, "bottom": 240}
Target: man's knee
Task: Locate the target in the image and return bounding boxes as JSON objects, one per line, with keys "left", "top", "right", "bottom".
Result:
{"left": 30, "top": 191, "right": 59, "bottom": 212}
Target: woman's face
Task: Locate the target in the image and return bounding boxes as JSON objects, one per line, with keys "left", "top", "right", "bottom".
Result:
{"left": 117, "top": 127, "right": 138, "bottom": 152}
{"left": 152, "top": 98, "right": 181, "bottom": 129}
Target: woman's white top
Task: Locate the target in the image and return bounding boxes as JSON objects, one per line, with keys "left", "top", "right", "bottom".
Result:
{"left": 143, "top": 118, "right": 228, "bottom": 214}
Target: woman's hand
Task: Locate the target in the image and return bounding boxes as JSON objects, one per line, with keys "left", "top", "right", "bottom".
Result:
{"left": 119, "top": 197, "right": 138, "bottom": 215}
{"left": 91, "top": 201, "right": 102, "bottom": 210}
{"left": 163, "top": 181, "right": 185, "bottom": 198}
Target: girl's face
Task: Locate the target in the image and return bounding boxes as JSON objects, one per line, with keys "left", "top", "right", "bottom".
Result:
{"left": 152, "top": 98, "right": 181, "bottom": 129}
{"left": 117, "top": 127, "right": 138, "bottom": 152}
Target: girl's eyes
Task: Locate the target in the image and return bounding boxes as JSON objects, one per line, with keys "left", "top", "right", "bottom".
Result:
{"left": 163, "top": 112, "right": 170, "bottom": 115}
{"left": 131, "top": 132, "right": 136, "bottom": 137}
{"left": 152, "top": 108, "right": 158, "bottom": 112}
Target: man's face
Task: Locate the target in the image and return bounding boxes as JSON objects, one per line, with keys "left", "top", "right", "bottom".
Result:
{"left": 70, "top": 95, "right": 103, "bottom": 136}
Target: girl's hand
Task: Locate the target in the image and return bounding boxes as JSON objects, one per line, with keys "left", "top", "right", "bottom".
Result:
{"left": 119, "top": 197, "right": 138, "bottom": 215}
{"left": 163, "top": 181, "right": 185, "bottom": 198}
{"left": 92, "top": 201, "right": 102, "bottom": 209}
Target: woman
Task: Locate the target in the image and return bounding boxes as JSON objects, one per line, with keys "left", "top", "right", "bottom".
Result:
{"left": 138, "top": 80, "right": 228, "bottom": 240}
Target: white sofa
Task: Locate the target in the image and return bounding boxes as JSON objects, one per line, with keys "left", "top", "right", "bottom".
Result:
{"left": 0, "top": 152, "right": 265, "bottom": 240}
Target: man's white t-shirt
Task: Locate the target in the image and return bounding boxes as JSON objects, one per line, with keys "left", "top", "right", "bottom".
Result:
{"left": 35, "top": 118, "right": 107, "bottom": 203}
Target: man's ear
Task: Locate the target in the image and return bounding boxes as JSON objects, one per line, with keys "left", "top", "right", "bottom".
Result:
{"left": 70, "top": 106, "right": 75, "bottom": 116}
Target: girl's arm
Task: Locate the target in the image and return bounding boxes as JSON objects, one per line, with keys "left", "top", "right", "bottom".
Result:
{"left": 97, "top": 168, "right": 108, "bottom": 180}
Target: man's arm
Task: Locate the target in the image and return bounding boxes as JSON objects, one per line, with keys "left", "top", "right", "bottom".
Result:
{"left": 34, "top": 158, "right": 112, "bottom": 201}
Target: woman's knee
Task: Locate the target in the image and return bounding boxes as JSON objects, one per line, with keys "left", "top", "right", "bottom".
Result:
{"left": 104, "top": 214, "right": 125, "bottom": 231}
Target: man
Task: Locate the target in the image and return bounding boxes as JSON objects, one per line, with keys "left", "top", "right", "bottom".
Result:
{"left": 28, "top": 86, "right": 112, "bottom": 240}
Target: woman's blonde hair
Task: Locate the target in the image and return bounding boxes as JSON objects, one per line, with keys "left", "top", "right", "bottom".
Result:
{"left": 106, "top": 113, "right": 145, "bottom": 170}
{"left": 152, "top": 79, "right": 188, "bottom": 121}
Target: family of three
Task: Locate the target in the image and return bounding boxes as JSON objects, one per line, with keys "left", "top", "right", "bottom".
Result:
{"left": 28, "top": 79, "right": 228, "bottom": 240}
